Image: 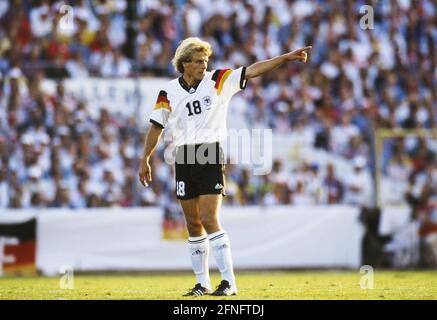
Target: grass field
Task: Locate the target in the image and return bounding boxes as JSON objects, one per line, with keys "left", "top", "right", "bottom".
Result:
{"left": 0, "top": 271, "right": 436, "bottom": 300}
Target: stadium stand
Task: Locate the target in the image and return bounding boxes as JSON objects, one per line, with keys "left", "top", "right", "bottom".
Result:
{"left": 0, "top": 0, "right": 435, "bottom": 218}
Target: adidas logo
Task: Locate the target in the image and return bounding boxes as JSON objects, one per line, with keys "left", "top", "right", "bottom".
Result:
{"left": 215, "top": 183, "right": 223, "bottom": 190}
{"left": 192, "top": 249, "right": 204, "bottom": 256}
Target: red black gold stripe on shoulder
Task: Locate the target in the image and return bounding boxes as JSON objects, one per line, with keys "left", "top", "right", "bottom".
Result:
{"left": 154, "top": 90, "right": 172, "bottom": 112}
{"left": 212, "top": 69, "right": 233, "bottom": 95}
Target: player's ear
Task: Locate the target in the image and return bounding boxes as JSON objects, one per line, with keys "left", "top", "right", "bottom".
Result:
{"left": 182, "top": 60, "right": 190, "bottom": 70}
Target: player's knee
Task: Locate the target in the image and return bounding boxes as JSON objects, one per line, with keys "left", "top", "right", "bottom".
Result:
{"left": 200, "top": 214, "right": 218, "bottom": 232}
{"left": 186, "top": 219, "right": 203, "bottom": 235}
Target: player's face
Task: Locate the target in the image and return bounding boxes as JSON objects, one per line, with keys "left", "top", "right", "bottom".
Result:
{"left": 184, "top": 52, "right": 208, "bottom": 81}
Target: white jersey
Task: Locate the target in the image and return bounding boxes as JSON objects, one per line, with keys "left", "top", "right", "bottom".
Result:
{"left": 149, "top": 67, "right": 247, "bottom": 146}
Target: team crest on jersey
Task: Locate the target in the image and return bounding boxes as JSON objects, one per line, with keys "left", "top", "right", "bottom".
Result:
{"left": 202, "top": 96, "right": 212, "bottom": 107}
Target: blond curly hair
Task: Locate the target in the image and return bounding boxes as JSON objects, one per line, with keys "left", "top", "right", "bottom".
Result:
{"left": 171, "top": 37, "right": 213, "bottom": 74}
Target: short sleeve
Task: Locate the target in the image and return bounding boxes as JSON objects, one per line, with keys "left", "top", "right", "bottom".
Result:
{"left": 149, "top": 90, "right": 172, "bottom": 128}
{"left": 212, "top": 67, "right": 247, "bottom": 99}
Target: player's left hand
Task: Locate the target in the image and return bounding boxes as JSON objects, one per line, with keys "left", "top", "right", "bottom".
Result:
{"left": 286, "top": 46, "right": 312, "bottom": 63}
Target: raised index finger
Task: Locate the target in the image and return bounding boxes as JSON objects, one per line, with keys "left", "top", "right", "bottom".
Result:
{"left": 296, "top": 46, "right": 313, "bottom": 52}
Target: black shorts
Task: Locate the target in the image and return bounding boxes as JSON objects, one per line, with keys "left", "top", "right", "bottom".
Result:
{"left": 175, "top": 142, "right": 226, "bottom": 200}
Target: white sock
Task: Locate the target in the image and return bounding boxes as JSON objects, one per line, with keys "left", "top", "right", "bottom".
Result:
{"left": 208, "top": 230, "right": 236, "bottom": 288}
{"left": 188, "top": 235, "right": 211, "bottom": 289}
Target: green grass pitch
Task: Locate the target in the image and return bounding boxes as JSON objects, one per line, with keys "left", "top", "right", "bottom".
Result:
{"left": 0, "top": 271, "right": 436, "bottom": 300}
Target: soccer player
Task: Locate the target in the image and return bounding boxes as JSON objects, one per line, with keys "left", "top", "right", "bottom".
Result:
{"left": 139, "top": 37, "right": 311, "bottom": 296}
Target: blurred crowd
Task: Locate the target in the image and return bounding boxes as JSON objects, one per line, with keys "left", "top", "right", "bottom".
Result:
{"left": 0, "top": 0, "right": 436, "bottom": 212}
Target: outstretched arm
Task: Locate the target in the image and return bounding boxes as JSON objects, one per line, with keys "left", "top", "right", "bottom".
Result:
{"left": 139, "top": 124, "right": 164, "bottom": 187}
{"left": 245, "top": 46, "right": 312, "bottom": 80}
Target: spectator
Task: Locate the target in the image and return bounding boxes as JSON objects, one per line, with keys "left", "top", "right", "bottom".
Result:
{"left": 386, "top": 143, "right": 413, "bottom": 204}
{"left": 100, "top": 49, "right": 131, "bottom": 77}
{"left": 322, "top": 163, "right": 344, "bottom": 204}
{"left": 292, "top": 181, "right": 315, "bottom": 206}
{"left": 344, "top": 156, "right": 372, "bottom": 206}
{"left": 0, "top": 168, "right": 9, "bottom": 208}
{"left": 52, "top": 183, "right": 75, "bottom": 208}
{"left": 415, "top": 182, "right": 437, "bottom": 267}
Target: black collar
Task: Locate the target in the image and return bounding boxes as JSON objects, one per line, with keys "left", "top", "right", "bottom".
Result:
{"left": 179, "top": 76, "right": 201, "bottom": 94}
